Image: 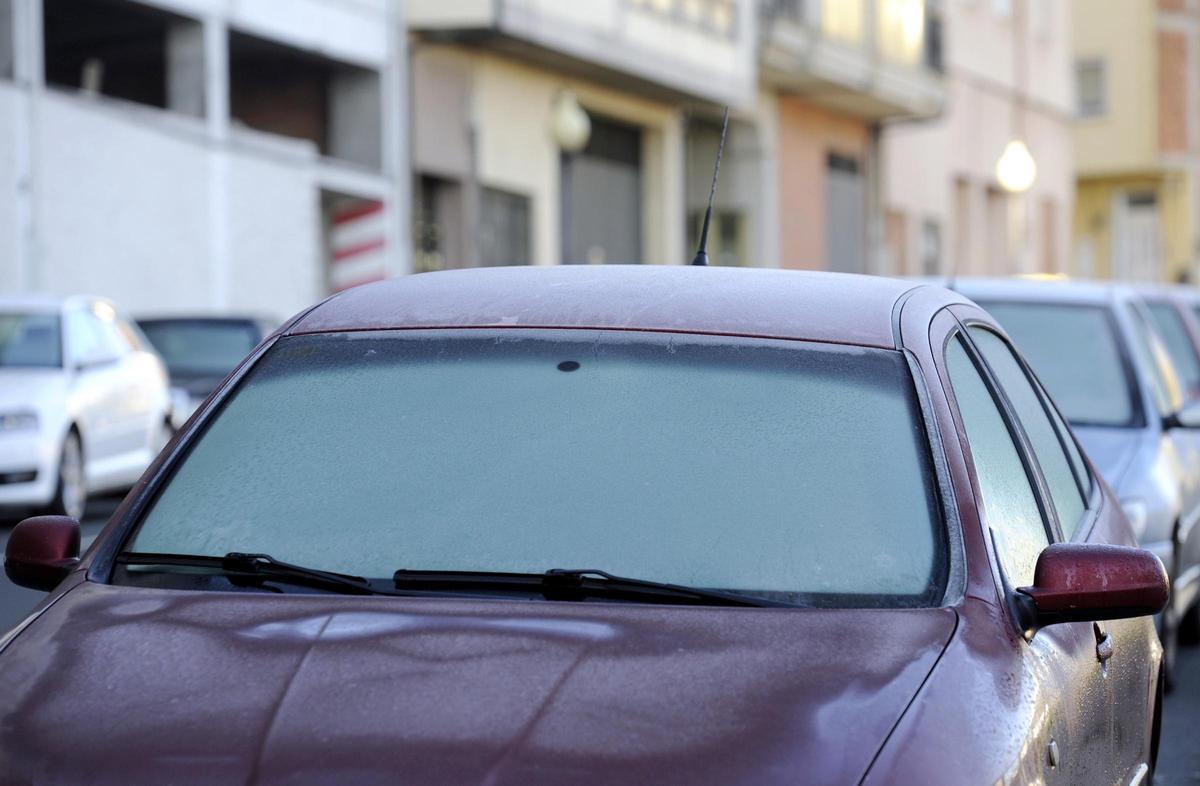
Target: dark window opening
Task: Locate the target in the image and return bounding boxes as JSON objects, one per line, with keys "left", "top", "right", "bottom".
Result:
{"left": 480, "top": 187, "right": 531, "bottom": 267}
{"left": 230, "top": 31, "right": 380, "bottom": 168}
{"left": 43, "top": 0, "right": 201, "bottom": 114}
{"left": 413, "top": 174, "right": 464, "bottom": 273}
{"left": 1, "top": 0, "right": 14, "bottom": 80}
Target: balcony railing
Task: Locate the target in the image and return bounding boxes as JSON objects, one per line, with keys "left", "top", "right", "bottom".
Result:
{"left": 760, "top": 0, "right": 944, "bottom": 74}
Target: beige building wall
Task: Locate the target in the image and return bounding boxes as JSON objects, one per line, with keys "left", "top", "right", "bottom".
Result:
{"left": 411, "top": 45, "right": 686, "bottom": 267}
{"left": 882, "top": 0, "right": 1075, "bottom": 277}
{"left": 1071, "top": 0, "right": 1200, "bottom": 283}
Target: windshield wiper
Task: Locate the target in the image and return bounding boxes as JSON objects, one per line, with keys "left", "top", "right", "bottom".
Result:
{"left": 391, "top": 567, "right": 794, "bottom": 608}
{"left": 118, "top": 551, "right": 401, "bottom": 596}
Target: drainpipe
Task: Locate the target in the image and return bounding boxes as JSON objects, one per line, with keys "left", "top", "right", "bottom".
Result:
{"left": 867, "top": 122, "right": 885, "bottom": 275}
{"left": 203, "top": 14, "right": 230, "bottom": 309}
{"left": 382, "top": 0, "right": 412, "bottom": 276}
{"left": 13, "top": 0, "right": 43, "bottom": 291}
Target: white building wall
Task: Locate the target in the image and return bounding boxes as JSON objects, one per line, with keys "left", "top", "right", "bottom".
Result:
{"left": 0, "top": 84, "right": 19, "bottom": 292}
{"left": 1, "top": 0, "right": 407, "bottom": 318}
{"left": 882, "top": 0, "right": 1074, "bottom": 277}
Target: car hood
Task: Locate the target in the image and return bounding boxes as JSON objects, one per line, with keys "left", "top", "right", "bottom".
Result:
{"left": 0, "top": 582, "right": 956, "bottom": 785}
{"left": 1073, "top": 425, "right": 1148, "bottom": 493}
{"left": 0, "top": 368, "right": 67, "bottom": 413}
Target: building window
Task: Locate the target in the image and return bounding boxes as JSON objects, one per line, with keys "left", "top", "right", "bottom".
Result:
{"left": 687, "top": 210, "right": 746, "bottom": 266}
{"left": 413, "top": 175, "right": 463, "bottom": 274}
{"left": 1, "top": 0, "right": 14, "bottom": 80}
{"left": 921, "top": 219, "right": 942, "bottom": 275}
{"left": 230, "top": 31, "right": 381, "bottom": 169}
{"left": 480, "top": 187, "right": 531, "bottom": 267}
{"left": 822, "top": 0, "right": 864, "bottom": 44}
{"left": 1076, "top": 59, "right": 1106, "bottom": 118}
{"left": 43, "top": 0, "right": 203, "bottom": 115}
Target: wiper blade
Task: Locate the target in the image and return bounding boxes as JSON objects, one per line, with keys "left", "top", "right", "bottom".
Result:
{"left": 119, "top": 551, "right": 396, "bottom": 596}
{"left": 391, "top": 567, "right": 793, "bottom": 607}
{"left": 544, "top": 568, "right": 795, "bottom": 608}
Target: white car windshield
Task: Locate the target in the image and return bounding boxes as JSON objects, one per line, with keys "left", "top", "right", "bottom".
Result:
{"left": 0, "top": 313, "right": 62, "bottom": 368}
{"left": 126, "top": 329, "right": 947, "bottom": 607}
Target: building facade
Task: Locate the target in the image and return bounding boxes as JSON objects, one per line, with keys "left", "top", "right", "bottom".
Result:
{"left": 882, "top": 0, "right": 1074, "bottom": 279}
{"left": 407, "top": 0, "right": 946, "bottom": 272}
{"left": 1072, "top": 0, "right": 1199, "bottom": 283}
{"left": 1, "top": 0, "right": 409, "bottom": 317}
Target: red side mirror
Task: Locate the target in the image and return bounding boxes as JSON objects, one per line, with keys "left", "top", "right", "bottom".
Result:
{"left": 5, "top": 516, "right": 81, "bottom": 592}
{"left": 1017, "top": 543, "right": 1168, "bottom": 629}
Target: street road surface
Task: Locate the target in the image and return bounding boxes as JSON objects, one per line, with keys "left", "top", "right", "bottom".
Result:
{"left": 0, "top": 500, "right": 1197, "bottom": 781}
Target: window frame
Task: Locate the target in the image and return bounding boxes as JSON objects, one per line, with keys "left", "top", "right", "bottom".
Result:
{"left": 962, "top": 322, "right": 1096, "bottom": 540}
{"left": 942, "top": 309, "right": 1103, "bottom": 596}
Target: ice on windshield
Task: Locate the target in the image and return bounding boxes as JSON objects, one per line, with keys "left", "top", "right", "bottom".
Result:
{"left": 130, "top": 329, "right": 946, "bottom": 606}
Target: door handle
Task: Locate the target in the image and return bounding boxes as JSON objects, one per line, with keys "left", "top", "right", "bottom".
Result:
{"left": 1094, "top": 622, "right": 1114, "bottom": 664}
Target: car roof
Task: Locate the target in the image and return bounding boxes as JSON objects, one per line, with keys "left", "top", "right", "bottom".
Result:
{"left": 288, "top": 265, "right": 969, "bottom": 349}
{"left": 0, "top": 293, "right": 109, "bottom": 313}
{"left": 137, "top": 315, "right": 272, "bottom": 326}
{"left": 948, "top": 277, "right": 1139, "bottom": 307}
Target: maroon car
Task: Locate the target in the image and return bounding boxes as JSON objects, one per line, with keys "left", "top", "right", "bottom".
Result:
{"left": 0, "top": 266, "right": 1169, "bottom": 785}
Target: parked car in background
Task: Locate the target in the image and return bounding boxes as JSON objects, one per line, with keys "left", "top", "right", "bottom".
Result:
{"left": 1138, "top": 285, "right": 1200, "bottom": 403}
{"left": 955, "top": 278, "right": 1200, "bottom": 686}
{"left": 0, "top": 295, "right": 171, "bottom": 520}
{"left": 1, "top": 267, "right": 1168, "bottom": 785}
{"left": 136, "top": 316, "right": 274, "bottom": 429}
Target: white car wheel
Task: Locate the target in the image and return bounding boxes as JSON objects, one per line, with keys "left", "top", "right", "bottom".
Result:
{"left": 53, "top": 432, "right": 87, "bottom": 521}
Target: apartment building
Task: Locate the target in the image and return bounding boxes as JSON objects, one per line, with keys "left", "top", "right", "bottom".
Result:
{"left": 0, "top": 0, "right": 409, "bottom": 317}
{"left": 882, "top": 0, "right": 1074, "bottom": 278}
{"left": 762, "top": 0, "right": 946, "bottom": 272}
{"left": 407, "top": 0, "right": 946, "bottom": 272}
{"left": 1072, "top": 0, "right": 1199, "bottom": 283}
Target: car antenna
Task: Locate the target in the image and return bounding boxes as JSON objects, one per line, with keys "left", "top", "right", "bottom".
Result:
{"left": 691, "top": 106, "right": 729, "bottom": 266}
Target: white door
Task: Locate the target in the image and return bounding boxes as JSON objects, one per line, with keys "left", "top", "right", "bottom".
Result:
{"left": 1112, "top": 191, "right": 1162, "bottom": 282}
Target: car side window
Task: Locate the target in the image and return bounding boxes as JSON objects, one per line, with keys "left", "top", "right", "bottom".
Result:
{"left": 946, "top": 334, "right": 1049, "bottom": 587}
{"left": 1146, "top": 301, "right": 1200, "bottom": 400}
{"left": 968, "top": 327, "right": 1087, "bottom": 538}
{"left": 66, "top": 310, "right": 105, "bottom": 365}
{"left": 88, "top": 308, "right": 132, "bottom": 360}
{"left": 1125, "top": 303, "right": 1181, "bottom": 417}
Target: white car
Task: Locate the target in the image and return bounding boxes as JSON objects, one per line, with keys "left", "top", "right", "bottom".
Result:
{"left": 0, "top": 295, "right": 172, "bottom": 520}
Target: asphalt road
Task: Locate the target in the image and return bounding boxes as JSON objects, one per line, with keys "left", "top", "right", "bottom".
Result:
{"left": 0, "top": 503, "right": 1197, "bottom": 780}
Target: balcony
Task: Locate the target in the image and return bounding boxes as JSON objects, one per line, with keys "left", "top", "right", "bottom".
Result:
{"left": 759, "top": 0, "right": 945, "bottom": 120}
{"left": 407, "top": 0, "right": 757, "bottom": 107}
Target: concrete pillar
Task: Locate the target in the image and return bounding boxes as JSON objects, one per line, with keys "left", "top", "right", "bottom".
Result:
{"left": 12, "top": 0, "right": 42, "bottom": 292}
{"left": 166, "top": 21, "right": 205, "bottom": 118}
{"left": 203, "top": 15, "right": 230, "bottom": 308}
{"left": 382, "top": 0, "right": 411, "bottom": 277}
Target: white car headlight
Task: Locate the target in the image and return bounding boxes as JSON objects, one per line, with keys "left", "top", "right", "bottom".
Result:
{"left": 0, "top": 411, "right": 38, "bottom": 432}
{"left": 1120, "top": 498, "right": 1149, "bottom": 540}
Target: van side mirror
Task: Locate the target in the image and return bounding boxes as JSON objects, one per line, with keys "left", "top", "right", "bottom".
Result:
{"left": 1016, "top": 543, "right": 1168, "bottom": 632}
{"left": 4, "top": 516, "right": 81, "bottom": 592}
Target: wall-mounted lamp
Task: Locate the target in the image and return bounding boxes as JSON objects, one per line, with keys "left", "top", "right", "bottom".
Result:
{"left": 552, "top": 90, "right": 591, "bottom": 153}
{"left": 996, "top": 138, "right": 1036, "bottom": 194}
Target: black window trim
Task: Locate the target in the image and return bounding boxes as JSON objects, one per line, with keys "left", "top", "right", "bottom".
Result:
{"left": 958, "top": 318, "right": 1097, "bottom": 542}
{"left": 951, "top": 323, "right": 1062, "bottom": 543}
